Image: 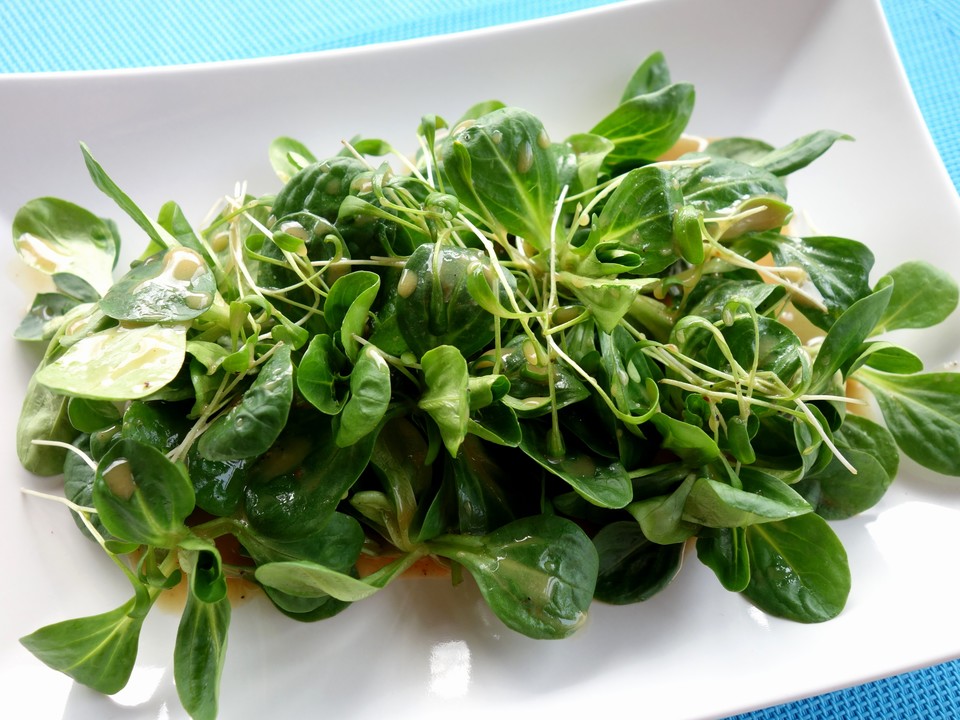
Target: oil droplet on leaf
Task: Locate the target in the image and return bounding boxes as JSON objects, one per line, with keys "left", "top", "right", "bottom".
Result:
{"left": 103, "top": 458, "right": 136, "bottom": 500}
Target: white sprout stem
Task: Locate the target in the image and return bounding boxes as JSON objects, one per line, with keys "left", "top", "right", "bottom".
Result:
{"left": 795, "top": 399, "right": 857, "bottom": 474}
{"left": 544, "top": 185, "right": 570, "bottom": 445}
{"left": 31, "top": 439, "right": 96, "bottom": 471}
{"left": 459, "top": 214, "right": 544, "bottom": 356}
{"left": 21, "top": 487, "right": 107, "bottom": 547}
{"left": 417, "top": 134, "right": 435, "bottom": 187}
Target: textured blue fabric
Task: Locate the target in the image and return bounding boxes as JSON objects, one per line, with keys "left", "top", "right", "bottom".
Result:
{"left": 0, "top": 0, "right": 616, "bottom": 72}
{"left": 2, "top": 1, "right": 959, "bottom": 719}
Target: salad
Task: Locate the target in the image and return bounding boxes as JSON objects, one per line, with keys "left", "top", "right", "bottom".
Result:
{"left": 12, "top": 51, "right": 960, "bottom": 720}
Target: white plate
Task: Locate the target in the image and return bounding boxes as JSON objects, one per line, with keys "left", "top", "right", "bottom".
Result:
{"left": 3, "top": 1, "right": 960, "bottom": 718}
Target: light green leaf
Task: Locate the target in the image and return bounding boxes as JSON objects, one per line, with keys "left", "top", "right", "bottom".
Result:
{"left": 36, "top": 323, "right": 188, "bottom": 401}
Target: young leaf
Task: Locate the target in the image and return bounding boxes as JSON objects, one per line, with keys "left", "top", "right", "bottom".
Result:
{"left": 323, "top": 271, "right": 379, "bottom": 363}
{"left": 269, "top": 136, "right": 318, "bottom": 183}
{"left": 257, "top": 549, "right": 425, "bottom": 604}
{"left": 682, "top": 474, "right": 811, "bottom": 528}
{"left": 849, "top": 341, "right": 924, "bottom": 375}
{"left": 809, "top": 283, "right": 892, "bottom": 394}
{"left": 619, "top": 50, "right": 672, "bottom": 101}
{"left": 238, "top": 512, "right": 364, "bottom": 617}
{"left": 627, "top": 475, "right": 699, "bottom": 544}
{"left": 17, "top": 372, "right": 74, "bottom": 475}
{"left": 418, "top": 345, "right": 470, "bottom": 457}
{"left": 297, "top": 334, "right": 348, "bottom": 414}
{"left": 336, "top": 344, "right": 391, "bottom": 448}
{"left": 574, "top": 165, "right": 683, "bottom": 277}
{"left": 650, "top": 413, "right": 721, "bottom": 466}
{"left": 80, "top": 143, "right": 178, "bottom": 251}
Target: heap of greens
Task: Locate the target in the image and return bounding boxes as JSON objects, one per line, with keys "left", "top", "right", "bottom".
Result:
{"left": 13, "top": 52, "right": 960, "bottom": 719}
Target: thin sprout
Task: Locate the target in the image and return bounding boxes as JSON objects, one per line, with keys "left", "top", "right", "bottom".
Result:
{"left": 543, "top": 185, "right": 570, "bottom": 452}
{"left": 339, "top": 139, "right": 377, "bottom": 171}
{"left": 31, "top": 439, "right": 97, "bottom": 472}
{"left": 795, "top": 399, "right": 857, "bottom": 474}
{"left": 417, "top": 134, "right": 435, "bottom": 188}
{"left": 168, "top": 343, "right": 285, "bottom": 463}
{"left": 459, "top": 214, "right": 544, "bottom": 358}
{"left": 21, "top": 487, "right": 106, "bottom": 547}
{"left": 658, "top": 378, "right": 808, "bottom": 418}
{"left": 543, "top": 309, "right": 591, "bottom": 336}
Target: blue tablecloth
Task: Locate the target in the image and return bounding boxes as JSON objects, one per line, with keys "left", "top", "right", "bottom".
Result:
{"left": 3, "top": 1, "right": 959, "bottom": 718}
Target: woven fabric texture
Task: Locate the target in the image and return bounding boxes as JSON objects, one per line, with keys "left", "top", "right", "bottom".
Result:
{"left": 1, "top": 1, "right": 959, "bottom": 719}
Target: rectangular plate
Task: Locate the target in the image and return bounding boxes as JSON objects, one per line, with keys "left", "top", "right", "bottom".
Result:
{"left": 2, "top": 1, "right": 960, "bottom": 718}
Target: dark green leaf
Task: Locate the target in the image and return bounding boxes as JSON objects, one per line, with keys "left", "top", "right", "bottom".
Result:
{"left": 593, "top": 521, "right": 683, "bottom": 604}
{"left": 244, "top": 415, "right": 376, "bottom": 539}
{"left": 696, "top": 526, "right": 750, "bottom": 592}
{"left": 591, "top": 83, "right": 695, "bottom": 166}
{"left": 742, "top": 513, "right": 850, "bottom": 622}
{"left": 174, "top": 590, "right": 230, "bottom": 720}
{"left": 810, "top": 284, "right": 893, "bottom": 393}
{"left": 734, "top": 233, "right": 874, "bottom": 330}
{"left": 753, "top": 129, "right": 852, "bottom": 177}
{"left": 520, "top": 423, "right": 632, "bottom": 508}
{"left": 796, "top": 413, "right": 897, "bottom": 520}
{"left": 440, "top": 107, "right": 559, "bottom": 249}
{"left": 199, "top": 344, "right": 294, "bottom": 461}
{"left": 429, "top": 515, "right": 599, "bottom": 639}
{"left": 396, "top": 243, "right": 504, "bottom": 359}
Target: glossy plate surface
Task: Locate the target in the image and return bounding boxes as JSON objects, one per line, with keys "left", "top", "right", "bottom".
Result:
{"left": 2, "top": 1, "right": 960, "bottom": 718}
